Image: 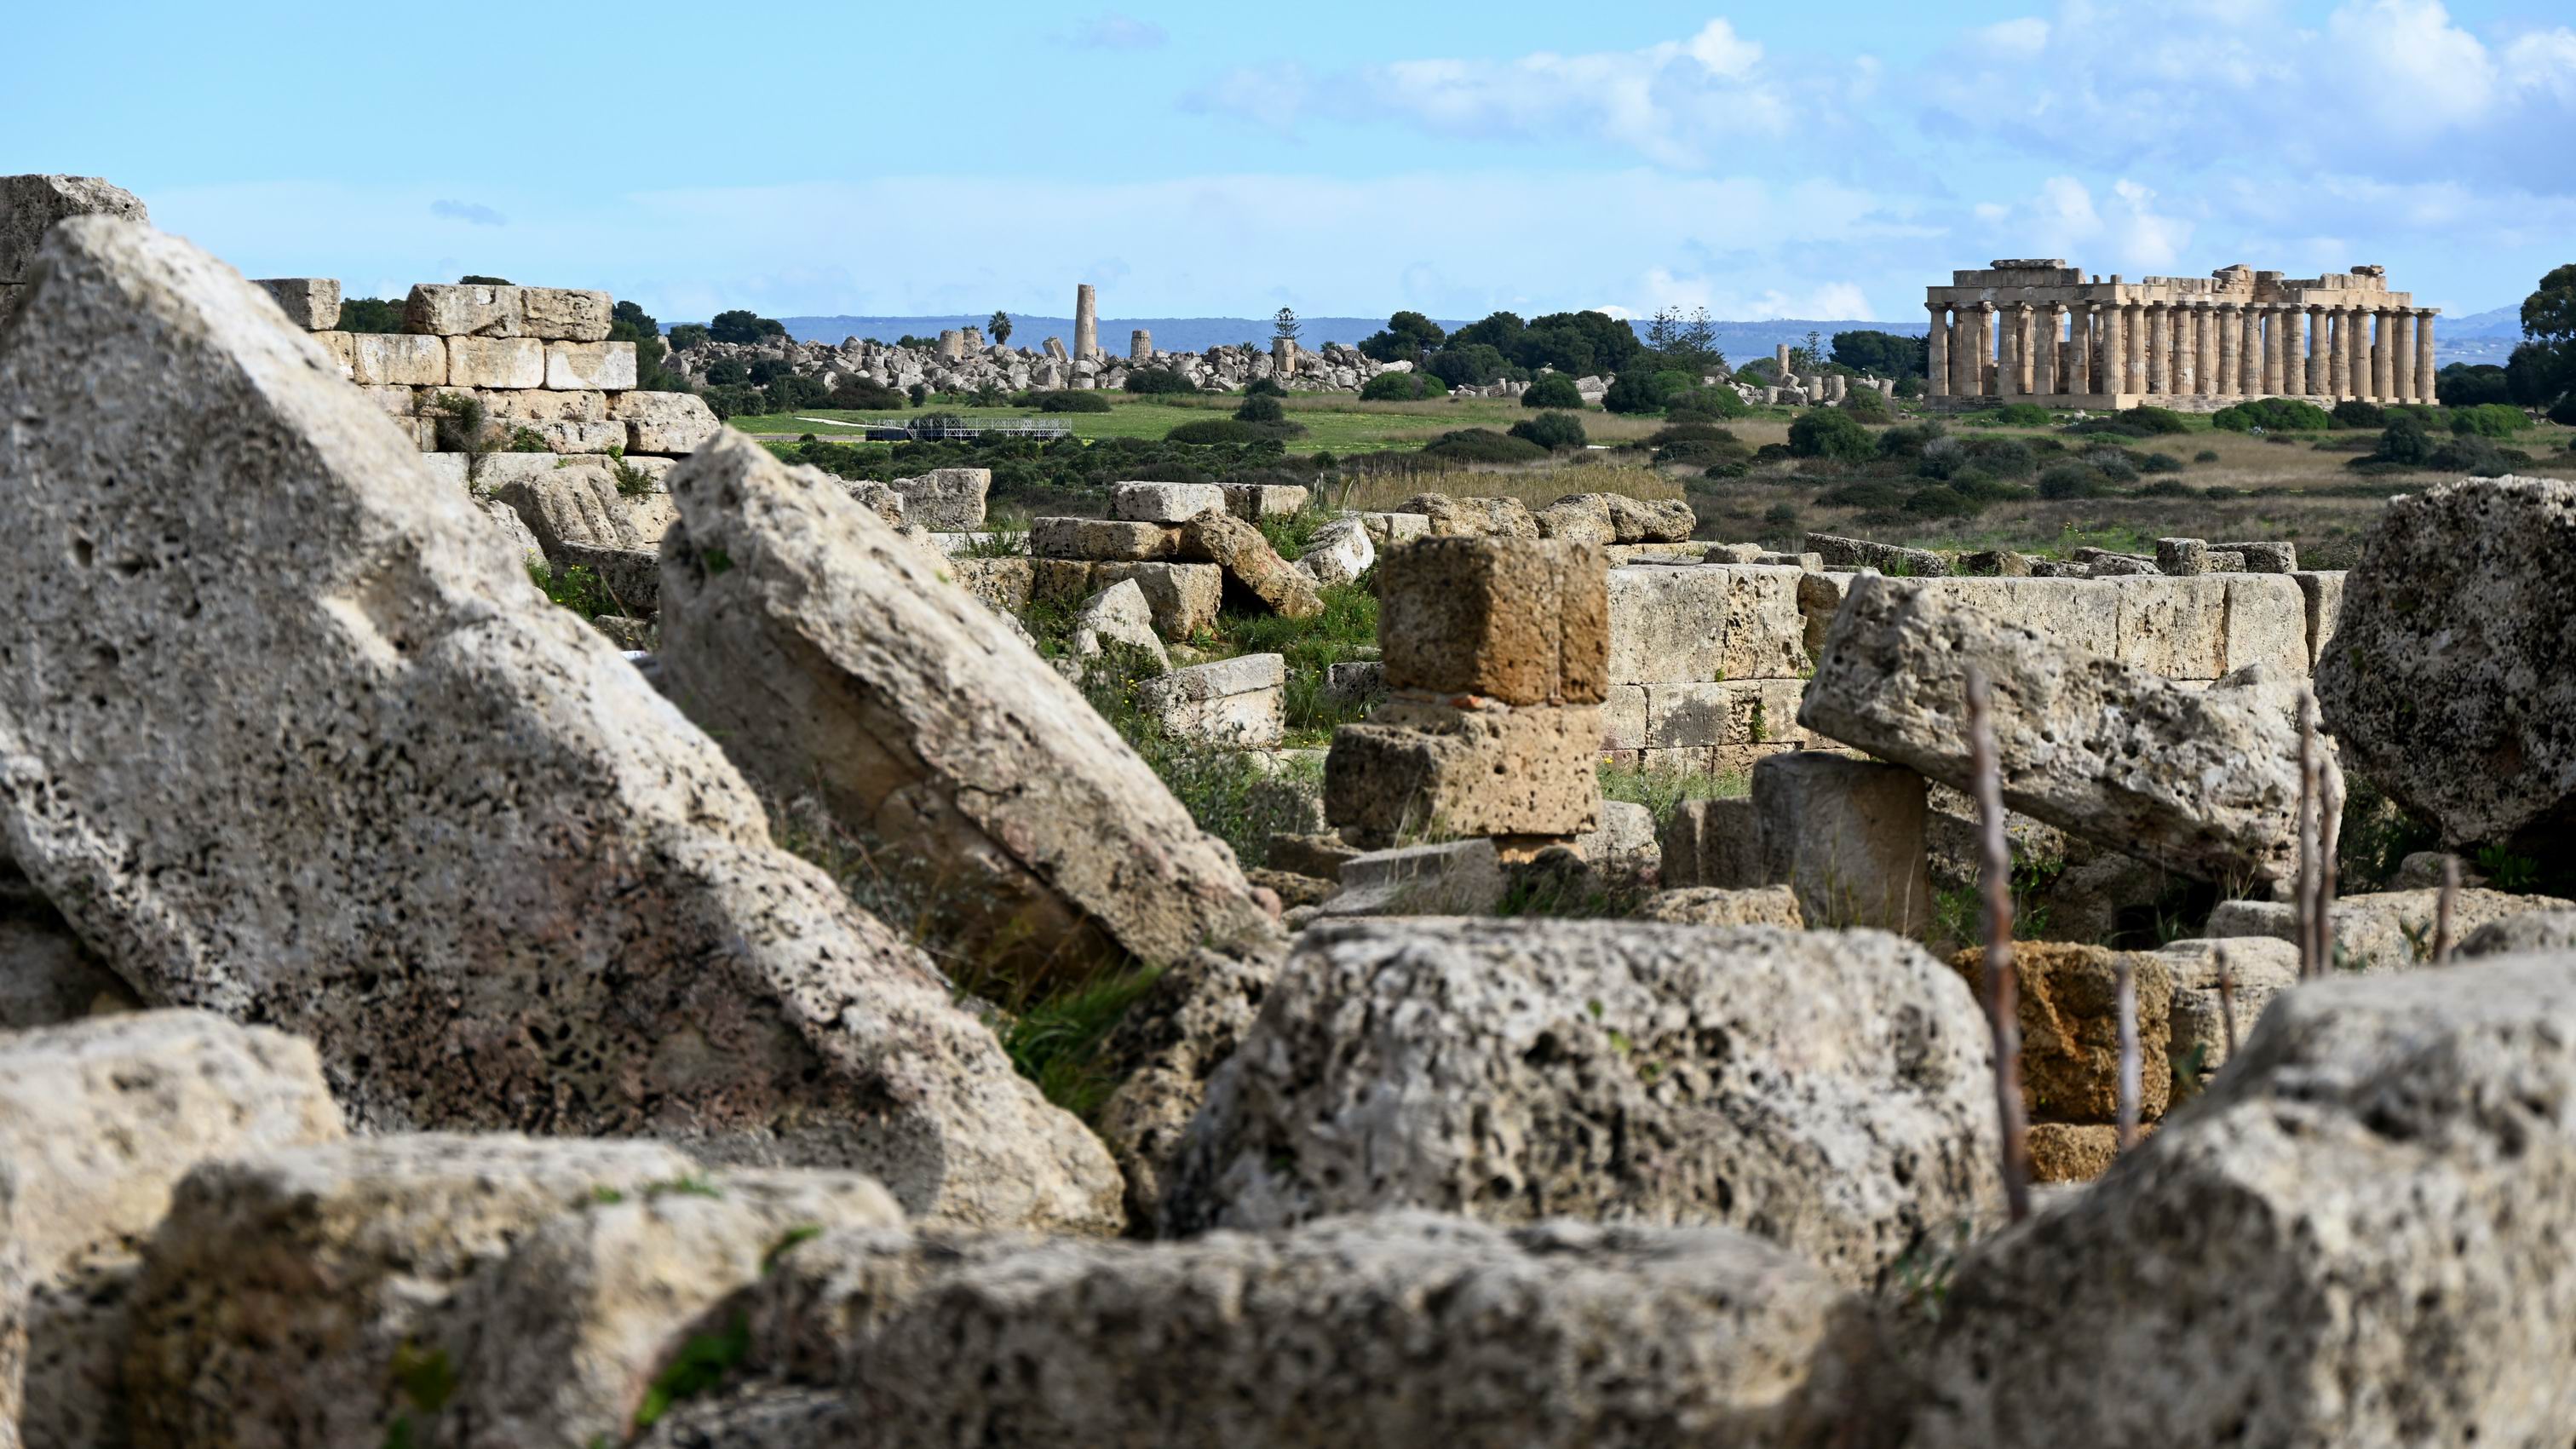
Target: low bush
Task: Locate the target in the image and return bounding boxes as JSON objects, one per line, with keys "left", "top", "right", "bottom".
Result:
{"left": 1360, "top": 370, "right": 1447, "bottom": 402}
{"left": 2448, "top": 402, "right": 2528, "bottom": 438}
{"left": 1423, "top": 428, "right": 1548, "bottom": 464}
{"left": 2138, "top": 478, "right": 2196, "bottom": 497}
{"left": 1667, "top": 385, "right": 1751, "bottom": 420}
{"left": 2137, "top": 451, "right": 2185, "bottom": 474}
{"left": 1786, "top": 406, "right": 1874, "bottom": 463}
{"left": 2194, "top": 448, "right": 2221, "bottom": 463}
{"left": 2037, "top": 463, "right": 2109, "bottom": 499}
{"left": 826, "top": 380, "right": 909, "bottom": 410}
{"left": 1026, "top": 389, "right": 1113, "bottom": 413}
{"left": 1816, "top": 479, "right": 1911, "bottom": 510}
{"left": 1647, "top": 423, "right": 1739, "bottom": 446}
{"left": 1986, "top": 402, "right": 2052, "bottom": 428}
{"left": 1521, "top": 373, "right": 1584, "bottom": 409}
{"left": 1245, "top": 377, "right": 1287, "bottom": 397}
{"left": 1962, "top": 436, "right": 2036, "bottom": 479}
{"left": 1880, "top": 421, "right": 1946, "bottom": 461}
{"left": 1167, "top": 418, "right": 1268, "bottom": 445}
{"left": 1651, "top": 438, "right": 1745, "bottom": 468}
{"left": 1235, "top": 394, "right": 1287, "bottom": 423}
{"left": 1124, "top": 369, "right": 1199, "bottom": 395}
{"left": 1600, "top": 371, "right": 1681, "bottom": 415}
{"left": 2073, "top": 405, "right": 2190, "bottom": 437}
{"left": 2211, "top": 397, "right": 2332, "bottom": 433}
{"left": 1838, "top": 387, "right": 1890, "bottom": 421}
{"left": 2085, "top": 448, "right": 2141, "bottom": 483}
{"left": 1509, "top": 411, "right": 1589, "bottom": 451}
{"left": 2550, "top": 394, "right": 2576, "bottom": 427}
{"left": 2330, "top": 400, "right": 2386, "bottom": 429}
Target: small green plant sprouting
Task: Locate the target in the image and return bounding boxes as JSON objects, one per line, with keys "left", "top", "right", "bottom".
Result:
{"left": 530, "top": 561, "right": 611, "bottom": 617}
{"left": 607, "top": 446, "right": 657, "bottom": 499}
{"left": 700, "top": 547, "right": 733, "bottom": 575}
{"left": 1890, "top": 1220, "right": 1975, "bottom": 1325}
{"left": 644, "top": 1174, "right": 726, "bottom": 1200}
{"left": 2474, "top": 843, "right": 2539, "bottom": 893}
{"left": 590, "top": 1185, "right": 628, "bottom": 1205}
{"left": 632, "top": 1313, "right": 752, "bottom": 1430}
{"left": 762, "top": 1224, "right": 825, "bottom": 1274}
{"left": 506, "top": 425, "right": 549, "bottom": 454}
{"left": 957, "top": 527, "right": 1030, "bottom": 558}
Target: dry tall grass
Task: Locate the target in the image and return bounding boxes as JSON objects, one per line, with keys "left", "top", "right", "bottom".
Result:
{"left": 1337, "top": 461, "right": 1682, "bottom": 514}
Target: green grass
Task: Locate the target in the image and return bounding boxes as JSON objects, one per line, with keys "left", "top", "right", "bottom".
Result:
{"left": 1598, "top": 758, "right": 1747, "bottom": 833}
{"left": 720, "top": 394, "right": 1659, "bottom": 455}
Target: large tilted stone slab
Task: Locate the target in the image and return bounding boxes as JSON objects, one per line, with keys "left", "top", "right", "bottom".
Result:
{"left": 658, "top": 431, "right": 1275, "bottom": 977}
{"left": 0, "top": 220, "right": 1118, "bottom": 1231}
{"left": 1183, "top": 507, "right": 1323, "bottom": 618}
{"left": 1800, "top": 573, "right": 2306, "bottom": 884}
{"left": 716, "top": 1213, "right": 1902, "bottom": 1449}
{"left": 2317, "top": 476, "right": 2576, "bottom": 845}
{"left": 0, "top": 175, "right": 147, "bottom": 283}
{"left": 1165, "top": 918, "right": 2002, "bottom": 1287}
{"left": 1914, "top": 950, "right": 2576, "bottom": 1448}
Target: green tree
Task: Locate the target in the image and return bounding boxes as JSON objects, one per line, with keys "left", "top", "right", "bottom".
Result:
{"left": 1359, "top": 310, "right": 1446, "bottom": 363}
{"left": 666, "top": 322, "right": 710, "bottom": 352}
{"left": 1644, "top": 306, "right": 1725, "bottom": 377}
{"left": 609, "top": 300, "right": 679, "bottom": 390}
{"left": 1272, "top": 307, "right": 1301, "bottom": 344}
{"left": 1787, "top": 406, "right": 1874, "bottom": 463}
{"left": 709, "top": 309, "right": 785, "bottom": 345}
{"left": 1830, "top": 330, "right": 1929, "bottom": 378}
{"left": 988, "top": 310, "right": 1014, "bottom": 347}
{"left": 459, "top": 274, "right": 512, "bottom": 285}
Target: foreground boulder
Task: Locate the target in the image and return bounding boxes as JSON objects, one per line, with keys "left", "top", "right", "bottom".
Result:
{"left": 658, "top": 432, "right": 1274, "bottom": 977}
{"left": 2317, "top": 476, "right": 2575, "bottom": 845}
{"left": 1800, "top": 574, "right": 2307, "bottom": 884}
{"left": 1093, "top": 940, "right": 1285, "bottom": 1226}
{"left": 1915, "top": 950, "right": 2576, "bottom": 1447}
{"left": 0, "top": 219, "right": 1118, "bottom": 1230}
{"left": 702, "top": 1213, "right": 1900, "bottom": 1449}
{"left": 2, "top": 1011, "right": 342, "bottom": 1446}
{"left": 1164, "top": 918, "right": 2001, "bottom": 1286}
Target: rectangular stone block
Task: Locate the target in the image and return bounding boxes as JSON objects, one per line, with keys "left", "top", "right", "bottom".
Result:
{"left": 517, "top": 287, "right": 614, "bottom": 342}
{"left": 1607, "top": 565, "right": 1809, "bottom": 686}
{"left": 1113, "top": 481, "right": 1224, "bottom": 524}
{"left": 2222, "top": 573, "right": 2309, "bottom": 676}
{"left": 1658, "top": 796, "right": 1767, "bottom": 889}
{"left": 1380, "top": 537, "right": 1609, "bottom": 706}
{"left": 348, "top": 332, "right": 446, "bottom": 387}
{"left": 251, "top": 277, "right": 340, "bottom": 331}
{"left": 1360, "top": 512, "right": 1430, "bottom": 547}
{"left": 356, "top": 384, "right": 417, "bottom": 417}
{"left": 1751, "top": 752, "right": 1931, "bottom": 936}
{"left": 1324, "top": 700, "right": 1602, "bottom": 840}
{"left": 1090, "top": 562, "right": 1222, "bottom": 641}
{"left": 402, "top": 283, "right": 516, "bottom": 337}
{"left": 1645, "top": 678, "right": 1808, "bottom": 750}
{"left": 2105, "top": 574, "right": 2229, "bottom": 679}
{"left": 946, "top": 556, "right": 1036, "bottom": 614}
{"left": 890, "top": 468, "right": 988, "bottom": 532}
{"left": 417, "top": 451, "right": 470, "bottom": 490}
{"left": 1602, "top": 684, "right": 1647, "bottom": 752}
{"left": 479, "top": 388, "right": 607, "bottom": 423}
{"left": 543, "top": 340, "right": 635, "bottom": 391}
{"left": 2294, "top": 570, "right": 2345, "bottom": 670}
{"left": 1223, "top": 482, "right": 1309, "bottom": 520}
{"left": 609, "top": 391, "right": 718, "bottom": 455}
{"left": 309, "top": 329, "right": 354, "bottom": 379}
{"left": 1909, "top": 577, "right": 2120, "bottom": 661}
{"left": 1031, "top": 517, "right": 1182, "bottom": 562}
{"left": 446, "top": 336, "right": 544, "bottom": 389}
{"left": 526, "top": 419, "right": 626, "bottom": 454}
{"left": 1136, "top": 653, "right": 1285, "bottom": 748}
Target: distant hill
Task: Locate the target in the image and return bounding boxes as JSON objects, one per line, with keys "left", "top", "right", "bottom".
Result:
{"left": 2442, "top": 304, "right": 2521, "bottom": 338}
{"left": 769, "top": 313, "right": 1928, "bottom": 365}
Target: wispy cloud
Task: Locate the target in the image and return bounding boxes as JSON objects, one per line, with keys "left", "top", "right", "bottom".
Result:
{"left": 1061, "top": 12, "right": 1165, "bottom": 50}
{"left": 428, "top": 198, "right": 507, "bottom": 227}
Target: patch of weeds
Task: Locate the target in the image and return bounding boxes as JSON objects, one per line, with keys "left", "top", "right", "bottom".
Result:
{"left": 762, "top": 1224, "right": 825, "bottom": 1274}
{"left": 1596, "top": 759, "right": 1746, "bottom": 834}
{"left": 1930, "top": 853, "right": 2063, "bottom": 945}
{"left": 644, "top": 1174, "right": 725, "bottom": 1200}
{"left": 633, "top": 1314, "right": 751, "bottom": 1431}
{"left": 966, "top": 963, "right": 1164, "bottom": 1121}
{"left": 607, "top": 446, "right": 658, "bottom": 499}
{"left": 590, "top": 1185, "right": 628, "bottom": 1205}
{"left": 2167, "top": 1041, "right": 2211, "bottom": 1107}
{"left": 1889, "top": 1221, "right": 1975, "bottom": 1325}
{"left": 957, "top": 527, "right": 1030, "bottom": 558}
{"left": 2475, "top": 843, "right": 2540, "bottom": 893}
{"left": 1256, "top": 509, "right": 1328, "bottom": 559}
{"left": 530, "top": 561, "right": 612, "bottom": 616}
{"left": 505, "top": 425, "right": 549, "bottom": 453}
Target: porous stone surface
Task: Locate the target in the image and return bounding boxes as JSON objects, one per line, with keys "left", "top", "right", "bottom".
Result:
{"left": 1606, "top": 565, "right": 1808, "bottom": 685}
{"left": 717, "top": 1212, "right": 1902, "bottom": 1449}
{"left": 251, "top": 276, "right": 340, "bottom": 331}
{"left": 1659, "top": 796, "right": 1767, "bottom": 890}
{"left": 1314, "top": 839, "right": 1509, "bottom": 917}
{"left": 446, "top": 334, "right": 546, "bottom": 389}
{"left": 0, "top": 220, "right": 1114, "bottom": 1230}
{"left": 1399, "top": 492, "right": 1539, "bottom": 539}
{"left": 1032, "top": 515, "right": 1180, "bottom": 561}
{"left": 543, "top": 338, "right": 637, "bottom": 391}
{"left": 1807, "top": 532, "right": 1947, "bottom": 576}
{"left": 2317, "top": 475, "right": 2576, "bottom": 845}
{"left": 1071, "top": 578, "right": 1170, "bottom": 672}
{"left": 1113, "top": 480, "right": 1224, "bottom": 523}
{"left": 1636, "top": 884, "right": 1806, "bottom": 928}
{"left": 888, "top": 468, "right": 987, "bottom": 532}
{"left": 611, "top": 390, "right": 720, "bottom": 455}
{"left": 1324, "top": 700, "right": 1603, "bottom": 839}
{"left": 1750, "top": 753, "right": 1931, "bottom": 936}
{"left": 0, "top": 175, "right": 147, "bottom": 283}
{"left": 1135, "top": 653, "right": 1287, "bottom": 747}
{"left": 1800, "top": 573, "right": 2308, "bottom": 884}
{"left": 351, "top": 331, "right": 447, "bottom": 386}
{"left": 0, "top": 847, "right": 136, "bottom": 1027}
{"left": 1294, "top": 514, "right": 1373, "bottom": 586}
{"left": 2158, "top": 935, "right": 2299, "bottom": 1078}
{"left": 1914, "top": 949, "right": 2576, "bottom": 1449}
{"left": 2023, "top": 1123, "right": 2127, "bottom": 1183}
{"left": 1094, "top": 939, "right": 1286, "bottom": 1225}
{"left": 492, "top": 460, "right": 642, "bottom": 559}
{"left": 2462, "top": 908, "right": 2576, "bottom": 958}
{"left": 658, "top": 431, "right": 1272, "bottom": 979}
{"left": 2205, "top": 888, "right": 2575, "bottom": 973}
{"left": 435, "top": 1169, "right": 903, "bottom": 1449}
{"left": 1378, "top": 537, "right": 1608, "bottom": 705}
{"left": 1182, "top": 508, "right": 1324, "bottom": 618}
{"left": 1946, "top": 944, "right": 2173, "bottom": 1124}
{"left": 1606, "top": 493, "right": 1699, "bottom": 543}
{"left": 1165, "top": 917, "right": 2002, "bottom": 1286}
{"left": 1222, "top": 482, "right": 1309, "bottom": 520}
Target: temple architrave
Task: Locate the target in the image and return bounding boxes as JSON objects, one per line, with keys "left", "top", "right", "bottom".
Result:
{"left": 1923, "top": 260, "right": 2437, "bottom": 411}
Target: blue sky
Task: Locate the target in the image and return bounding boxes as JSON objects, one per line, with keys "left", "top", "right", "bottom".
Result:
{"left": 9, "top": 1, "right": 2572, "bottom": 325}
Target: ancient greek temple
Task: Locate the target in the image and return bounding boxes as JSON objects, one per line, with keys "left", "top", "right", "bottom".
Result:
{"left": 1924, "top": 261, "right": 2436, "bottom": 410}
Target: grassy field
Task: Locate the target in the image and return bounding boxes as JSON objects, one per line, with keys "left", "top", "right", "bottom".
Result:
{"left": 724, "top": 392, "right": 1678, "bottom": 454}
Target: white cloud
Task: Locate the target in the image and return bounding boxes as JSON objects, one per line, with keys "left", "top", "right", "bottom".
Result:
{"left": 1975, "top": 18, "right": 2050, "bottom": 58}
{"left": 1061, "top": 12, "right": 1166, "bottom": 50}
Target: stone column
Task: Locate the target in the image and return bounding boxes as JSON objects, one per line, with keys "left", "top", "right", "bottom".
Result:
{"left": 2037, "top": 303, "right": 2062, "bottom": 396}
{"left": 2389, "top": 310, "right": 2414, "bottom": 404}
{"left": 2096, "top": 303, "right": 2121, "bottom": 399}
{"left": 2371, "top": 308, "right": 2395, "bottom": 402}
{"left": 2067, "top": 305, "right": 2092, "bottom": 396}
{"left": 1074, "top": 283, "right": 1100, "bottom": 361}
{"left": 2180, "top": 304, "right": 2201, "bottom": 394}
{"left": 2326, "top": 309, "right": 2349, "bottom": 399}
{"left": 2263, "top": 307, "right": 2286, "bottom": 394}
{"left": 1973, "top": 304, "right": 1996, "bottom": 396}
{"left": 2142, "top": 305, "right": 2166, "bottom": 394}
{"left": 1130, "top": 329, "right": 1154, "bottom": 362}
{"left": 2305, "top": 307, "right": 2327, "bottom": 395}
{"left": 2243, "top": 307, "right": 2265, "bottom": 395}
{"left": 1775, "top": 342, "right": 1794, "bottom": 380}
{"left": 2415, "top": 310, "right": 2438, "bottom": 403}
{"left": 2125, "top": 302, "right": 2146, "bottom": 394}
{"left": 1924, "top": 304, "right": 1950, "bottom": 398}
{"left": 1992, "top": 308, "right": 2015, "bottom": 399}
{"left": 2217, "top": 303, "right": 2241, "bottom": 396}
{"left": 2345, "top": 308, "right": 2369, "bottom": 400}
{"left": 2194, "top": 304, "right": 2218, "bottom": 396}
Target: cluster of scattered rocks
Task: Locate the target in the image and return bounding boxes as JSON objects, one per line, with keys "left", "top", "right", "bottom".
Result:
{"left": 673, "top": 329, "right": 1427, "bottom": 398}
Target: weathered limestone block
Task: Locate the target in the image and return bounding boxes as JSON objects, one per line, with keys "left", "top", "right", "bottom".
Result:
{"left": 251, "top": 276, "right": 340, "bottom": 331}
{"left": 0, "top": 862, "right": 137, "bottom": 1029}
{"left": 2206, "top": 888, "right": 2575, "bottom": 973}
{"left": 1914, "top": 950, "right": 2576, "bottom": 1449}
{"left": 842, "top": 479, "right": 906, "bottom": 527}
{"left": 611, "top": 390, "right": 720, "bottom": 454}
{"left": 2158, "top": 934, "right": 2299, "bottom": 1077}
{"left": 658, "top": 431, "right": 1273, "bottom": 979}
{"left": 1399, "top": 492, "right": 1539, "bottom": 538}
{"left": 1094, "top": 940, "right": 1285, "bottom": 1223}
{"left": 1796, "top": 568, "right": 1849, "bottom": 662}
{"left": 517, "top": 285, "right": 615, "bottom": 342}
{"left": 1799, "top": 575, "right": 2307, "bottom": 884}
{"left": 2023, "top": 1123, "right": 2128, "bottom": 1184}
{"left": 1325, "top": 700, "right": 1602, "bottom": 839}
{"left": 1906, "top": 577, "right": 2119, "bottom": 659}
{"left": 350, "top": 331, "right": 447, "bottom": 386}
{"left": 446, "top": 334, "right": 545, "bottom": 388}
{"left": 436, "top": 1169, "right": 903, "bottom": 1449}
{"left": 2154, "top": 537, "right": 2211, "bottom": 575}
{"left": 1381, "top": 537, "right": 1608, "bottom": 705}
{"left": 1167, "top": 918, "right": 2001, "bottom": 1286}
{"left": 1607, "top": 565, "right": 1808, "bottom": 685}
{"left": 1751, "top": 753, "right": 1931, "bottom": 935}
{"left": 1659, "top": 796, "right": 1767, "bottom": 890}
{"left": 1644, "top": 677, "right": 1806, "bottom": 749}
{"left": 1315, "top": 839, "right": 1509, "bottom": 917}
{"left": 2214, "top": 539, "right": 2298, "bottom": 572}
{"left": 404, "top": 282, "right": 518, "bottom": 336}
{"left": 543, "top": 338, "right": 637, "bottom": 391}
{"left": 1806, "top": 532, "right": 1947, "bottom": 576}
{"left": 1135, "top": 653, "right": 1285, "bottom": 747}
{"left": 474, "top": 493, "right": 546, "bottom": 569}
{"left": 2463, "top": 909, "right": 2576, "bottom": 957}
{"left": 308, "top": 327, "right": 354, "bottom": 378}
{"left": 476, "top": 385, "right": 608, "bottom": 422}
{"left": 0, "top": 219, "right": 1116, "bottom": 1230}
{"left": 493, "top": 460, "right": 643, "bottom": 559}
{"left": 555, "top": 541, "right": 658, "bottom": 614}
{"left": 1032, "top": 516, "right": 1180, "bottom": 561}
{"left": 1636, "top": 884, "right": 1805, "bottom": 928}
{"left": 1113, "top": 480, "right": 1223, "bottom": 523}
{"left": 1294, "top": 514, "right": 1373, "bottom": 586}
{"left": 2316, "top": 476, "right": 2576, "bottom": 845}
{"left": 1222, "top": 481, "right": 1308, "bottom": 520}
{"left": 0, "top": 175, "right": 147, "bottom": 283}
{"left": 946, "top": 555, "right": 1034, "bottom": 613}
{"left": 1359, "top": 511, "right": 1430, "bottom": 547}
{"left": 714, "top": 1213, "right": 1901, "bottom": 1449}
{"left": 1071, "top": 578, "right": 1170, "bottom": 672}
{"left": 1184, "top": 508, "right": 1324, "bottom": 618}
{"left": 2293, "top": 569, "right": 2344, "bottom": 668}
{"left": 1607, "top": 493, "right": 1697, "bottom": 543}
{"left": 1533, "top": 493, "right": 1615, "bottom": 546}
{"left": 1946, "top": 944, "right": 2172, "bottom": 1124}
{"left": 1088, "top": 561, "right": 1222, "bottom": 640}
{"left": 1578, "top": 797, "right": 1659, "bottom": 867}
{"left": 1602, "top": 682, "right": 1647, "bottom": 750}
{"left": 888, "top": 467, "right": 986, "bottom": 532}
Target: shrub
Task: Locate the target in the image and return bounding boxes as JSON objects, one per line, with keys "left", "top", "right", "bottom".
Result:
{"left": 1030, "top": 390, "right": 1113, "bottom": 413}
{"left": 2448, "top": 402, "right": 2527, "bottom": 437}
{"left": 2330, "top": 400, "right": 2386, "bottom": 429}
{"left": 1817, "top": 480, "right": 1911, "bottom": 510}
{"left": 1963, "top": 437, "right": 2035, "bottom": 479}
{"left": 1651, "top": 438, "right": 1745, "bottom": 468}
{"left": 2371, "top": 414, "right": 2436, "bottom": 466}
{"left": 1235, "top": 394, "right": 1286, "bottom": 424}
{"left": 2037, "top": 463, "right": 2107, "bottom": 499}
{"left": 2426, "top": 437, "right": 2530, "bottom": 474}
{"left": 1987, "top": 402, "right": 2051, "bottom": 428}
{"left": 2212, "top": 397, "right": 2332, "bottom": 433}
{"left": 1423, "top": 428, "right": 1548, "bottom": 463}
{"left": 826, "top": 380, "right": 908, "bottom": 410}
{"left": 1521, "top": 373, "right": 1584, "bottom": 409}
{"left": 2084, "top": 448, "right": 2140, "bottom": 483}
{"left": 1245, "top": 377, "right": 1287, "bottom": 398}
{"left": 1360, "top": 370, "right": 1446, "bottom": 402}
{"left": 1786, "top": 407, "right": 1874, "bottom": 463}
{"left": 1509, "top": 411, "right": 1588, "bottom": 451}
{"left": 699, "top": 384, "right": 762, "bottom": 420}
{"left": 1426, "top": 343, "right": 1510, "bottom": 388}
{"left": 2550, "top": 394, "right": 2576, "bottom": 427}
{"left": 2139, "top": 478, "right": 2196, "bottom": 497}
{"left": 1881, "top": 421, "right": 1946, "bottom": 462}
{"left": 703, "top": 358, "right": 748, "bottom": 387}
{"left": 2194, "top": 448, "right": 2221, "bottom": 463}
{"left": 2137, "top": 451, "right": 2185, "bottom": 474}
{"left": 1167, "top": 418, "right": 1268, "bottom": 445}
{"left": 1838, "top": 387, "right": 1890, "bottom": 420}
{"left": 2120, "top": 405, "right": 2190, "bottom": 434}
{"left": 1124, "top": 368, "right": 1198, "bottom": 395}
{"left": 1904, "top": 484, "right": 1974, "bottom": 517}
{"left": 1650, "top": 423, "right": 1739, "bottom": 446}
{"left": 1667, "top": 385, "right": 1750, "bottom": 419}
{"left": 1600, "top": 371, "right": 1681, "bottom": 415}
